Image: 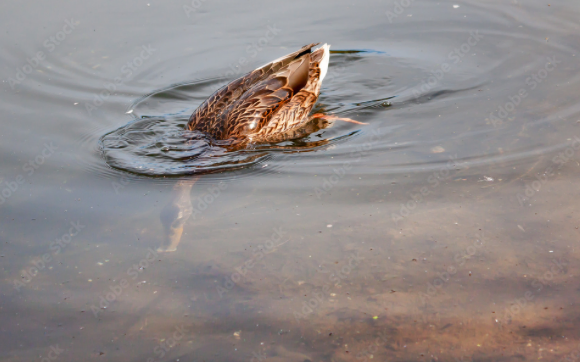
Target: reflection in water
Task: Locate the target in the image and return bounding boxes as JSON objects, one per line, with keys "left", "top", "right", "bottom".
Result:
{"left": 158, "top": 177, "right": 197, "bottom": 252}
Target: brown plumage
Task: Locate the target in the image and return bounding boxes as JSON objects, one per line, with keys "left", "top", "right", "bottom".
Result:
{"left": 187, "top": 43, "right": 330, "bottom": 144}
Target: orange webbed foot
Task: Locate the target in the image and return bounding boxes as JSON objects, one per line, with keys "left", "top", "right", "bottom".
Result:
{"left": 311, "top": 113, "right": 368, "bottom": 125}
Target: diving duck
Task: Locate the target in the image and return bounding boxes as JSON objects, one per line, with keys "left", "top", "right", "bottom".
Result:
{"left": 187, "top": 42, "right": 364, "bottom": 145}
{"left": 158, "top": 43, "right": 365, "bottom": 252}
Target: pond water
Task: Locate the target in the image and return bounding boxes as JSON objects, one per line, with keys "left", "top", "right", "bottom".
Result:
{"left": 2, "top": 0, "right": 580, "bottom": 361}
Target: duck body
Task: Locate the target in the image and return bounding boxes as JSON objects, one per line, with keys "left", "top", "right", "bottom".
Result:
{"left": 187, "top": 43, "right": 330, "bottom": 144}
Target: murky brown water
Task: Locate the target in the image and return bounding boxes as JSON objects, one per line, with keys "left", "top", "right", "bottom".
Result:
{"left": 2, "top": 0, "right": 580, "bottom": 361}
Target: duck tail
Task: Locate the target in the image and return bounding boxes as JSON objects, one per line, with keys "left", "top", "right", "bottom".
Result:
{"left": 318, "top": 43, "right": 330, "bottom": 82}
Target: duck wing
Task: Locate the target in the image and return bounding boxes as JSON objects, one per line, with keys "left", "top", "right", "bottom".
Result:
{"left": 188, "top": 43, "right": 319, "bottom": 140}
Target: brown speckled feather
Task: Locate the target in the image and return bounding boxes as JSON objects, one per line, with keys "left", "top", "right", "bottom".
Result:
{"left": 187, "top": 43, "right": 328, "bottom": 143}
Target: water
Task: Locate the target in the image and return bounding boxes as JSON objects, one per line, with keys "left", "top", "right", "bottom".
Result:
{"left": 2, "top": 0, "right": 580, "bottom": 361}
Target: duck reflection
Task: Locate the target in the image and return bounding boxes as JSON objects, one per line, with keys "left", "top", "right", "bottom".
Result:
{"left": 158, "top": 177, "right": 198, "bottom": 252}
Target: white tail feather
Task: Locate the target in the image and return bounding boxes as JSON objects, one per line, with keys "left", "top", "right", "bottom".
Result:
{"left": 318, "top": 43, "right": 330, "bottom": 82}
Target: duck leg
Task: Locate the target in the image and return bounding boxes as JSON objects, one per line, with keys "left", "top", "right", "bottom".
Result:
{"left": 311, "top": 113, "right": 368, "bottom": 125}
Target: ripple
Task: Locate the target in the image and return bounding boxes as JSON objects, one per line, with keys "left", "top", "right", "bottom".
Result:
{"left": 98, "top": 77, "right": 367, "bottom": 177}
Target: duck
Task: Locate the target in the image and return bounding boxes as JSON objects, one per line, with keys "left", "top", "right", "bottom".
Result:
{"left": 158, "top": 43, "right": 366, "bottom": 253}
{"left": 187, "top": 43, "right": 365, "bottom": 145}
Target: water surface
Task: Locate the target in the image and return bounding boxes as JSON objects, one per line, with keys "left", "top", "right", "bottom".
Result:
{"left": 2, "top": 0, "right": 580, "bottom": 361}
